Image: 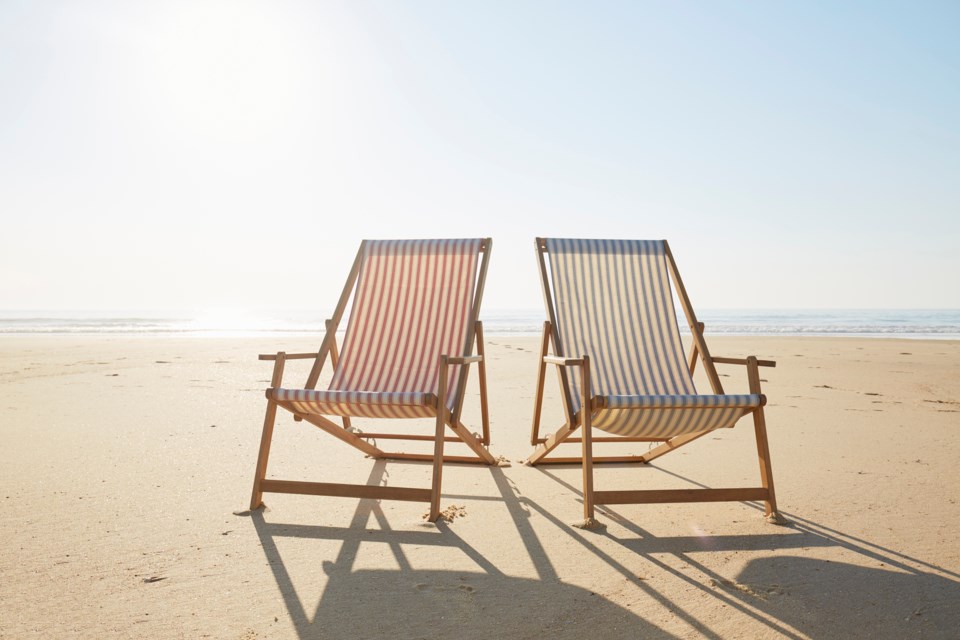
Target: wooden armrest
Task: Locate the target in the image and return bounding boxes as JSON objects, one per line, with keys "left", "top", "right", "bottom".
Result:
{"left": 447, "top": 355, "right": 483, "bottom": 365}
{"left": 544, "top": 355, "right": 585, "bottom": 366}
{"left": 258, "top": 352, "right": 320, "bottom": 361}
{"left": 712, "top": 356, "right": 776, "bottom": 368}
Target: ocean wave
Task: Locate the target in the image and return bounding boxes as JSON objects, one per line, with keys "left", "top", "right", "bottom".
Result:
{"left": 1, "top": 310, "right": 958, "bottom": 339}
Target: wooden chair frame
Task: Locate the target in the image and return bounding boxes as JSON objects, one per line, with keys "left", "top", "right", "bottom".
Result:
{"left": 250, "top": 239, "right": 497, "bottom": 522}
{"left": 527, "top": 237, "right": 780, "bottom": 525}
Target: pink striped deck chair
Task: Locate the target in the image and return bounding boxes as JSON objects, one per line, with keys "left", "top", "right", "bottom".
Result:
{"left": 528, "top": 238, "right": 781, "bottom": 527}
{"left": 250, "top": 238, "right": 497, "bottom": 522}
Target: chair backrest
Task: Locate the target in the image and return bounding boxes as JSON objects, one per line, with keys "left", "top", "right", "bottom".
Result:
{"left": 540, "top": 238, "right": 701, "bottom": 415}
{"left": 329, "top": 238, "right": 488, "bottom": 411}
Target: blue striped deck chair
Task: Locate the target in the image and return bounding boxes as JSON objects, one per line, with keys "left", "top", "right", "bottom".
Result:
{"left": 528, "top": 238, "right": 781, "bottom": 527}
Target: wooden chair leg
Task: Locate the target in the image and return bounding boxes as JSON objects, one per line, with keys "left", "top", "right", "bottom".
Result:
{"left": 325, "top": 321, "right": 353, "bottom": 432}
{"left": 250, "top": 354, "right": 286, "bottom": 510}
{"left": 429, "top": 357, "right": 449, "bottom": 522}
{"left": 581, "top": 422, "right": 595, "bottom": 524}
{"left": 578, "top": 356, "right": 596, "bottom": 527}
{"left": 250, "top": 400, "right": 279, "bottom": 510}
{"left": 531, "top": 321, "right": 551, "bottom": 445}
{"left": 475, "top": 321, "right": 491, "bottom": 446}
{"left": 752, "top": 405, "right": 779, "bottom": 518}
{"left": 747, "top": 356, "right": 781, "bottom": 521}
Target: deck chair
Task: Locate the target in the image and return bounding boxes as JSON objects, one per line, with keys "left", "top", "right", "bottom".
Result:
{"left": 528, "top": 238, "right": 780, "bottom": 526}
{"left": 250, "top": 238, "right": 497, "bottom": 522}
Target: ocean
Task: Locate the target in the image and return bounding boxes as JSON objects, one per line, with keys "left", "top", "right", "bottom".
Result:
{"left": 1, "top": 309, "right": 959, "bottom": 339}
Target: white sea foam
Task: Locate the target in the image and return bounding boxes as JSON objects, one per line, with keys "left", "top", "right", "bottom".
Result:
{"left": 1, "top": 309, "right": 958, "bottom": 339}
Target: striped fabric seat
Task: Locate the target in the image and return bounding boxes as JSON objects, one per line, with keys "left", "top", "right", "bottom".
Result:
{"left": 602, "top": 394, "right": 761, "bottom": 409}
{"left": 274, "top": 238, "right": 483, "bottom": 419}
{"left": 272, "top": 389, "right": 435, "bottom": 419}
{"left": 546, "top": 238, "right": 756, "bottom": 438}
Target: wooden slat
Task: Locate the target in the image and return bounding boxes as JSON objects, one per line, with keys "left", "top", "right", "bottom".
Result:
{"left": 376, "top": 453, "right": 494, "bottom": 465}
{"left": 429, "top": 356, "right": 449, "bottom": 520}
{"left": 593, "top": 487, "right": 770, "bottom": 505}
{"left": 451, "top": 237, "right": 492, "bottom": 420}
{"left": 535, "top": 436, "right": 669, "bottom": 444}
{"left": 259, "top": 352, "right": 321, "bottom": 361}
{"left": 638, "top": 429, "right": 712, "bottom": 463}
{"left": 526, "top": 419, "right": 577, "bottom": 465}
{"left": 326, "top": 319, "right": 352, "bottom": 432}
{"left": 249, "top": 354, "right": 288, "bottom": 509}
{"left": 305, "top": 243, "right": 364, "bottom": 389}
{"left": 270, "top": 353, "right": 287, "bottom": 387}
{"left": 358, "top": 433, "right": 465, "bottom": 442}
{"left": 447, "top": 418, "right": 497, "bottom": 464}
{"left": 533, "top": 456, "right": 650, "bottom": 465}
{"left": 688, "top": 322, "right": 704, "bottom": 375}
{"left": 249, "top": 400, "right": 279, "bottom": 509}
{"left": 260, "top": 479, "right": 431, "bottom": 503}
{"left": 713, "top": 356, "right": 776, "bottom": 368}
{"left": 748, "top": 356, "right": 778, "bottom": 517}
{"left": 663, "top": 240, "right": 725, "bottom": 395}
{"left": 475, "top": 320, "right": 491, "bottom": 446}
{"left": 288, "top": 408, "right": 385, "bottom": 457}
{"left": 530, "top": 321, "right": 551, "bottom": 445}
{"left": 544, "top": 355, "right": 584, "bottom": 366}
{"left": 535, "top": 237, "right": 575, "bottom": 423}
{"left": 581, "top": 355, "right": 595, "bottom": 522}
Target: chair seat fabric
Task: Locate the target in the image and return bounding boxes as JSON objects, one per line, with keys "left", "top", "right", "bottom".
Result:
{"left": 272, "top": 388, "right": 435, "bottom": 419}
{"left": 590, "top": 394, "right": 761, "bottom": 438}
{"left": 601, "top": 394, "right": 760, "bottom": 409}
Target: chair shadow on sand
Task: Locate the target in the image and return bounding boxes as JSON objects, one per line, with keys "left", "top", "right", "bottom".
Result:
{"left": 539, "top": 465, "right": 960, "bottom": 639}
{"left": 250, "top": 462, "right": 960, "bottom": 639}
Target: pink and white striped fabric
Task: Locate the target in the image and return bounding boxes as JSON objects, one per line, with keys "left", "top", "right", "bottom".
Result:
{"left": 544, "top": 238, "right": 761, "bottom": 438}
{"left": 273, "top": 239, "right": 483, "bottom": 419}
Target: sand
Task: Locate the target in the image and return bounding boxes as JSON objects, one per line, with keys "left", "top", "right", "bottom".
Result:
{"left": 1, "top": 334, "right": 959, "bottom": 639}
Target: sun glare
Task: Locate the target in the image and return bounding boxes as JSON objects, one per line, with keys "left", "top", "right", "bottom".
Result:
{"left": 149, "top": 2, "right": 302, "bottom": 141}
{"left": 185, "top": 307, "right": 269, "bottom": 335}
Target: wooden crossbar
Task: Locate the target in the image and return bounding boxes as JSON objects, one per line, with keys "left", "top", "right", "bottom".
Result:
{"left": 260, "top": 479, "right": 432, "bottom": 503}
{"left": 358, "top": 433, "right": 468, "bottom": 442}
{"left": 375, "top": 453, "right": 495, "bottom": 465}
{"left": 593, "top": 487, "right": 770, "bottom": 505}
{"left": 532, "top": 456, "right": 649, "bottom": 465}
{"left": 713, "top": 356, "right": 777, "bottom": 368}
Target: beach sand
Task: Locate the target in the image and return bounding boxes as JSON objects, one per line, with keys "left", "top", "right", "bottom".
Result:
{"left": 1, "top": 335, "right": 959, "bottom": 639}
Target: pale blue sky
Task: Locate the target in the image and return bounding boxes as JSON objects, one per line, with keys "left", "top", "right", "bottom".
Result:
{"left": 1, "top": 0, "right": 958, "bottom": 312}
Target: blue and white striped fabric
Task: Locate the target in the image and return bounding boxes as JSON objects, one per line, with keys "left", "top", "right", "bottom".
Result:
{"left": 545, "top": 238, "right": 760, "bottom": 438}
{"left": 602, "top": 394, "right": 760, "bottom": 409}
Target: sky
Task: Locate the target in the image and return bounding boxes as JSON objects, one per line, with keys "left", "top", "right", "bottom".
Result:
{"left": 1, "top": 0, "right": 958, "bottom": 312}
